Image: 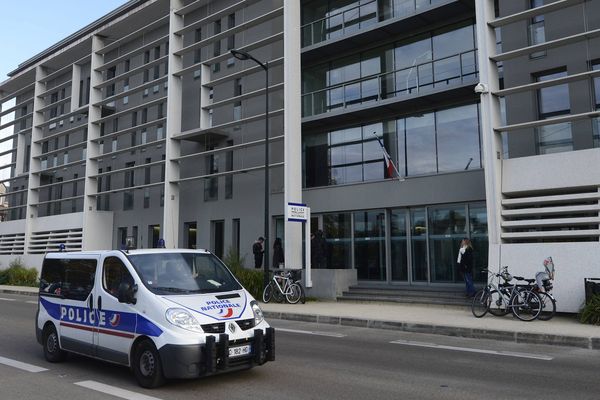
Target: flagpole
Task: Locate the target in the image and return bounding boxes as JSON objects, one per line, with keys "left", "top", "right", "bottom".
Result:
{"left": 372, "top": 132, "right": 404, "bottom": 181}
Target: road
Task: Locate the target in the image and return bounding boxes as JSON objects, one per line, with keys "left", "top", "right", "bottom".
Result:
{"left": 1, "top": 292, "right": 599, "bottom": 400}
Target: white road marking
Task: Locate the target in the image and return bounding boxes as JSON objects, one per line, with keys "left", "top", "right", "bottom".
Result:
{"left": 0, "top": 298, "right": 16, "bottom": 301}
{"left": 0, "top": 356, "right": 48, "bottom": 372}
{"left": 74, "top": 381, "right": 164, "bottom": 400}
{"left": 277, "top": 327, "right": 346, "bottom": 338}
{"left": 26, "top": 300, "right": 38, "bottom": 304}
{"left": 390, "top": 340, "right": 553, "bottom": 361}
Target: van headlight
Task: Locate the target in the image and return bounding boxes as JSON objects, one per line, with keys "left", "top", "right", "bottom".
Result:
{"left": 166, "top": 308, "right": 203, "bottom": 333}
{"left": 250, "top": 300, "right": 264, "bottom": 326}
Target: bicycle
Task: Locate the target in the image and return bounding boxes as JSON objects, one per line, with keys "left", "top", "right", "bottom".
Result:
{"left": 516, "top": 277, "right": 556, "bottom": 321}
{"left": 472, "top": 266, "right": 542, "bottom": 321}
{"left": 262, "top": 270, "right": 304, "bottom": 304}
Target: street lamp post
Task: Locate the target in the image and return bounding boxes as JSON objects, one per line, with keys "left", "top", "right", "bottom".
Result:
{"left": 230, "top": 49, "right": 270, "bottom": 289}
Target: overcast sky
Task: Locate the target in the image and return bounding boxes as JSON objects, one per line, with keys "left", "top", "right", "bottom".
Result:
{"left": 0, "top": 0, "right": 129, "bottom": 80}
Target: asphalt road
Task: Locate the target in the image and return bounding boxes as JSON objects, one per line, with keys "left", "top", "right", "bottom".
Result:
{"left": 1, "top": 292, "right": 599, "bottom": 400}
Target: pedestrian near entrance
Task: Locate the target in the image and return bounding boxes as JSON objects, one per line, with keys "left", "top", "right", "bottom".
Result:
{"left": 252, "top": 237, "right": 265, "bottom": 269}
{"left": 457, "top": 238, "right": 476, "bottom": 297}
{"left": 272, "top": 237, "right": 284, "bottom": 269}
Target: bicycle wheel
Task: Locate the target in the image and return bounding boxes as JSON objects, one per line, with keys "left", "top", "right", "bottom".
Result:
{"left": 262, "top": 282, "right": 274, "bottom": 303}
{"left": 286, "top": 283, "right": 303, "bottom": 304}
{"left": 488, "top": 289, "right": 510, "bottom": 316}
{"left": 297, "top": 283, "right": 306, "bottom": 304}
{"left": 471, "top": 289, "right": 490, "bottom": 318}
{"left": 537, "top": 292, "right": 556, "bottom": 321}
{"left": 511, "top": 289, "right": 542, "bottom": 321}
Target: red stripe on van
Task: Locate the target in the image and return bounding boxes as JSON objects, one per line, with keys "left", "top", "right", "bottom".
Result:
{"left": 60, "top": 322, "right": 135, "bottom": 339}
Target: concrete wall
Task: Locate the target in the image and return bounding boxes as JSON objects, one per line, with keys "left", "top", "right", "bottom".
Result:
{"left": 305, "top": 268, "right": 358, "bottom": 299}
{"left": 502, "top": 147, "right": 600, "bottom": 193}
{"left": 500, "top": 242, "right": 600, "bottom": 313}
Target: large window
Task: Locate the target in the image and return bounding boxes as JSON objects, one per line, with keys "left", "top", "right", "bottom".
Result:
{"left": 390, "top": 209, "right": 408, "bottom": 281}
{"left": 535, "top": 69, "right": 572, "bottom": 154}
{"left": 302, "top": 22, "right": 477, "bottom": 116}
{"left": 323, "top": 213, "right": 352, "bottom": 269}
{"left": 428, "top": 205, "right": 466, "bottom": 283}
{"left": 354, "top": 210, "right": 386, "bottom": 280}
{"left": 303, "top": 103, "right": 481, "bottom": 188}
{"left": 40, "top": 258, "right": 97, "bottom": 301}
{"left": 529, "top": 0, "right": 546, "bottom": 58}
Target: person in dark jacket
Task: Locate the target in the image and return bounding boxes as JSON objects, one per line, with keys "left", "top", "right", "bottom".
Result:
{"left": 457, "top": 238, "right": 476, "bottom": 297}
{"left": 252, "top": 237, "right": 264, "bottom": 269}
{"left": 272, "top": 237, "right": 284, "bottom": 269}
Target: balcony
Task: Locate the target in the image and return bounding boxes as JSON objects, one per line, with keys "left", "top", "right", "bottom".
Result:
{"left": 302, "top": 49, "right": 478, "bottom": 122}
{"left": 301, "top": 0, "right": 474, "bottom": 65}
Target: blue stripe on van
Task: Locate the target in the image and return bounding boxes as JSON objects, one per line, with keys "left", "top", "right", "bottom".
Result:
{"left": 40, "top": 297, "right": 162, "bottom": 337}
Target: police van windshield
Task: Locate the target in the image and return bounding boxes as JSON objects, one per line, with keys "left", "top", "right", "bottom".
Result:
{"left": 128, "top": 252, "right": 242, "bottom": 295}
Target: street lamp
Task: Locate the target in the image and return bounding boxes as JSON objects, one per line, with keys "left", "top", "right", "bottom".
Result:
{"left": 231, "top": 49, "right": 270, "bottom": 289}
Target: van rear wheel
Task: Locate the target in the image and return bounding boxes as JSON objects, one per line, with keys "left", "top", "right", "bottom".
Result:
{"left": 133, "top": 340, "right": 166, "bottom": 388}
{"left": 43, "top": 325, "right": 67, "bottom": 363}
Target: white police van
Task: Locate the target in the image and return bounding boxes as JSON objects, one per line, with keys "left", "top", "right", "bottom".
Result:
{"left": 36, "top": 249, "right": 275, "bottom": 388}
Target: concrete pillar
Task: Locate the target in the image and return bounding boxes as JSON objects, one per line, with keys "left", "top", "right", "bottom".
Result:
{"left": 71, "top": 63, "right": 82, "bottom": 112}
{"left": 283, "top": 0, "right": 303, "bottom": 268}
{"left": 162, "top": 0, "right": 184, "bottom": 248}
{"left": 24, "top": 65, "right": 48, "bottom": 253}
{"left": 475, "top": 0, "right": 504, "bottom": 265}
{"left": 82, "top": 35, "right": 109, "bottom": 250}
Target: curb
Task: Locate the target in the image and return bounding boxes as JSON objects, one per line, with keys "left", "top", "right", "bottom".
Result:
{"left": 0, "top": 288, "right": 38, "bottom": 297}
{"left": 4, "top": 288, "right": 596, "bottom": 350}
{"left": 263, "top": 311, "right": 600, "bottom": 350}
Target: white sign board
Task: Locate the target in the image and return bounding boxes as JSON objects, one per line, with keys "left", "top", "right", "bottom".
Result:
{"left": 287, "top": 202, "right": 308, "bottom": 222}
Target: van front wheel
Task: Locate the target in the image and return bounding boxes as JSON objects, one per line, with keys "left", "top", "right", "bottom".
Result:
{"left": 43, "top": 325, "right": 67, "bottom": 363}
{"left": 133, "top": 340, "right": 166, "bottom": 388}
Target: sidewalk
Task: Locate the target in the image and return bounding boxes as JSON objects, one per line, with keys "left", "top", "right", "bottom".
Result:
{"left": 3, "top": 285, "right": 599, "bottom": 350}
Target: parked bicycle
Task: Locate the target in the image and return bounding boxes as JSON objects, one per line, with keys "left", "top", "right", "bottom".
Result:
{"left": 516, "top": 276, "right": 556, "bottom": 321}
{"left": 262, "top": 269, "right": 305, "bottom": 304}
{"left": 472, "top": 266, "right": 542, "bottom": 321}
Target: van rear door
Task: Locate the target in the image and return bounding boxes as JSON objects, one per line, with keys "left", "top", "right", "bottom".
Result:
{"left": 46, "top": 257, "right": 98, "bottom": 356}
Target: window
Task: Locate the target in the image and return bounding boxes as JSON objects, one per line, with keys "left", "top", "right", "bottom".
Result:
{"left": 225, "top": 140, "right": 233, "bottom": 199}
{"left": 323, "top": 213, "right": 352, "bottom": 269}
{"left": 404, "top": 113, "right": 436, "bottom": 176}
{"left": 204, "top": 146, "right": 218, "bottom": 201}
{"left": 354, "top": 210, "right": 386, "bottom": 280}
{"left": 103, "top": 257, "right": 133, "bottom": 298}
{"left": 40, "top": 258, "right": 97, "bottom": 301}
{"left": 593, "top": 63, "right": 600, "bottom": 147}
{"left": 529, "top": 0, "right": 546, "bottom": 58}
{"left": 145, "top": 158, "right": 151, "bottom": 184}
{"left": 233, "top": 102, "right": 241, "bottom": 121}
{"left": 144, "top": 188, "right": 150, "bottom": 209}
{"left": 535, "top": 69, "right": 572, "bottom": 154}
{"left": 436, "top": 104, "right": 481, "bottom": 172}
{"left": 124, "top": 162, "right": 135, "bottom": 210}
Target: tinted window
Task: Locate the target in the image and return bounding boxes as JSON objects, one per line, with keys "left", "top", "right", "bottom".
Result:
{"left": 40, "top": 258, "right": 97, "bottom": 301}
{"left": 103, "top": 257, "right": 134, "bottom": 298}
{"left": 128, "top": 252, "right": 242, "bottom": 294}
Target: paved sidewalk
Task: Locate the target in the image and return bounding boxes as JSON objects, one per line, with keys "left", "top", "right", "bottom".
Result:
{"left": 3, "top": 285, "right": 599, "bottom": 349}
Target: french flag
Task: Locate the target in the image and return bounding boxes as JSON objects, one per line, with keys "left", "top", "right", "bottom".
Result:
{"left": 372, "top": 132, "right": 398, "bottom": 179}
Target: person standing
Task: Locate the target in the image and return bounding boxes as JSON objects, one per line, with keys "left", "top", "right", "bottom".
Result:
{"left": 457, "top": 238, "right": 476, "bottom": 297}
{"left": 252, "top": 237, "right": 264, "bottom": 269}
{"left": 272, "top": 237, "right": 284, "bottom": 269}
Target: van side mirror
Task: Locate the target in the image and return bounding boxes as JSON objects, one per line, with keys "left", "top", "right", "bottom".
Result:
{"left": 118, "top": 282, "right": 138, "bottom": 304}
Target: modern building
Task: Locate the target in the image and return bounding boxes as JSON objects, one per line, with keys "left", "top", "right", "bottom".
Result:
{"left": 0, "top": 0, "right": 598, "bottom": 312}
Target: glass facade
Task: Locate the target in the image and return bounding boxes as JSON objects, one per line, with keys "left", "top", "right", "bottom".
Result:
{"left": 308, "top": 202, "right": 487, "bottom": 285}
{"left": 301, "top": 0, "right": 448, "bottom": 47}
{"left": 535, "top": 70, "right": 572, "bottom": 154}
{"left": 303, "top": 103, "right": 481, "bottom": 187}
{"left": 302, "top": 21, "right": 477, "bottom": 117}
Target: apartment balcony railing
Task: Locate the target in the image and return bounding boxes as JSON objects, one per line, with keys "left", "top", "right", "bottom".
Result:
{"left": 301, "top": 0, "right": 444, "bottom": 48}
{"left": 302, "top": 49, "right": 477, "bottom": 118}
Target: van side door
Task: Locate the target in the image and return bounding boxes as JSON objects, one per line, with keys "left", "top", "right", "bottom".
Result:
{"left": 47, "top": 257, "right": 98, "bottom": 356}
{"left": 94, "top": 255, "right": 137, "bottom": 365}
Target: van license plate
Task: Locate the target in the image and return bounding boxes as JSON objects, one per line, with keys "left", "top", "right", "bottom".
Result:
{"left": 229, "top": 344, "right": 251, "bottom": 358}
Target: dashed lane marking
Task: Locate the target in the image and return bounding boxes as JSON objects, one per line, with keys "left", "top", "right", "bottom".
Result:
{"left": 0, "top": 356, "right": 48, "bottom": 372}
{"left": 74, "top": 381, "right": 164, "bottom": 400}
{"left": 390, "top": 339, "right": 553, "bottom": 361}
{"left": 277, "top": 327, "right": 346, "bottom": 338}
{"left": 0, "top": 298, "right": 16, "bottom": 301}
{"left": 26, "top": 300, "right": 38, "bottom": 304}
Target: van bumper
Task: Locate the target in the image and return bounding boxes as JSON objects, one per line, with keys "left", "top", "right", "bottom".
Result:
{"left": 159, "top": 327, "right": 275, "bottom": 380}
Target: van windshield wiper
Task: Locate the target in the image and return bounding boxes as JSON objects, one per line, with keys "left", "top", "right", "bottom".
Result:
{"left": 153, "top": 286, "right": 191, "bottom": 294}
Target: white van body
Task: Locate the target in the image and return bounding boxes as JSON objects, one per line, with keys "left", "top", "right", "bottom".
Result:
{"left": 36, "top": 249, "right": 275, "bottom": 388}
